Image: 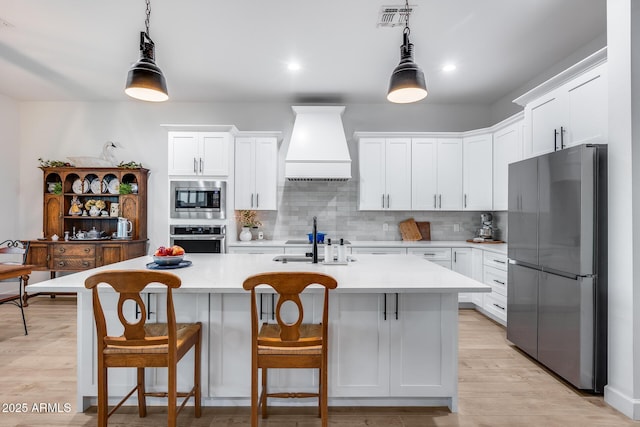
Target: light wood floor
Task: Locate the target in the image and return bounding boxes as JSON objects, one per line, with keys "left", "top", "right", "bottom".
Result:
{"left": 0, "top": 297, "right": 636, "bottom": 426}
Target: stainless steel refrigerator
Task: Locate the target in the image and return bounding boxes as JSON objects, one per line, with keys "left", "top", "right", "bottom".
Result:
{"left": 507, "top": 144, "right": 607, "bottom": 393}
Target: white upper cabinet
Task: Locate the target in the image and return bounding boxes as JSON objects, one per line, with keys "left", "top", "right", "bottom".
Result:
{"left": 462, "top": 134, "right": 493, "bottom": 211}
{"left": 412, "top": 138, "right": 463, "bottom": 211}
{"left": 515, "top": 49, "right": 607, "bottom": 158}
{"left": 168, "top": 131, "right": 230, "bottom": 176}
{"left": 436, "top": 139, "right": 463, "bottom": 210}
{"left": 234, "top": 136, "right": 278, "bottom": 210}
{"left": 411, "top": 138, "right": 438, "bottom": 210}
{"left": 359, "top": 138, "right": 412, "bottom": 211}
{"left": 492, "top": 116, "right": 524, "bottom": 211}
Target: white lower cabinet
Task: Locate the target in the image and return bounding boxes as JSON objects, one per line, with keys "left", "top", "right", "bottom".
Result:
{"left": 330, "top": 293, "right": 455, "bottom": 398}
{"left": 452, "top": 248, "right": 473, "bottom": 303}
{"left": 407, "top": 247, "right": 451, "bottom": 268}
{"left": 351, "top": 247, "right": 407, "bottom": 255}
{"left": 481, "top": 251, "right": 508, "bottom": 325}
{"left": 227, "top": 246, "right": 284, "bottom": 254}
{"left": 470, "top": 248, "right": 485, "bottom": 307}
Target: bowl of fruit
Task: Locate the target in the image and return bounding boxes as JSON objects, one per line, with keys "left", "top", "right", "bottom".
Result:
{"left": 153, "top": 245, "right": 186, "bottom": 265}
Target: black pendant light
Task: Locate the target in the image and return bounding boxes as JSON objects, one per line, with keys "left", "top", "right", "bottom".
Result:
{"left": 125, "top": 0, "right": 168, "bottom": 102}
{"left": 387, "top": 1, "right": 427, "bottom": 104}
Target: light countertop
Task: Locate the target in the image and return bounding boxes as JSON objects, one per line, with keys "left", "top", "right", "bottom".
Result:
{"left": 27, "top": 253, "right": 491, "bottom": 295}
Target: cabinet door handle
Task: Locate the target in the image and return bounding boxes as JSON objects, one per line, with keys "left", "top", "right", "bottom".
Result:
{"left": 464, "top": 194, "right": 467, "bottom": 208}
{"left": 395, "top": 293, "right": 399, "bottom": 320}
{"left": 454, "top": 251, "right": 457, "bottom": 263}
{"left": 200, "top": 158, "right": 203, "bottom": 173}
{"left": 493, "top": 259, "right": 506, "bottom": 264}
{"left": 82, "top": 261, "right": 89, "bottom": 267}
{"left": 383, "top": 293, "right": 387, "bottom": 321}
{"left": 386, "top": 194, "right": 390, "bottom": 208}
{"left": 560, "top": 126, "right": 565, "bottom": 149}
{"left": 256, "top": 193, "right": 259, "bottom": 208}
{"left": 251, "top": 193, "right": 254, "bottom": 208}
{"left": 382, "top": 194, "right": 385, "bottom": 209}
{"left": 554, "top": 129, "right": 559, "bottom": 152}
{"left": 434, "top": 194, "right": 437, "bottom": 209}
{"left": 439, "top": 194, "right": 442, "bottom": 209}
{"left": 493, "top": 303, "right": 505, "bottom": 311}
{"left": 423, "top": 253, "right": 436, "bottom": 256}
{"left": 193, "top": 157, "right": 197, "bottom": 173}
{"left": 493, "top": 279, "right": 505, "bottom": 285}
{"left": 58, "top": 247, "right": 65, "bottom": 253}
{"left": 57, "top": 261, "right": 65, "bottom": 267}
{"left": 84, "top": 248, "right": 90, "bottom": 253}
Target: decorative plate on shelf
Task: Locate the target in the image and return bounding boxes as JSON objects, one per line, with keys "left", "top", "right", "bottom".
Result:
{"left": 72, "top": 178, "right": 89, "bottom": 194}
{"left": 107, "top": 178, "right": 120, "bottom": 194}
{"left": 90, "top": 178, "right": 101, "bottom": 194}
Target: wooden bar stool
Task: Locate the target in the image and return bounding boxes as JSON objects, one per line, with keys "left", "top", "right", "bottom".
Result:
{"left": 243, "top": 272, "right": 337, "bottom": 427}
{"left": 85, "top": 270, "right": 202, "bottom": 427}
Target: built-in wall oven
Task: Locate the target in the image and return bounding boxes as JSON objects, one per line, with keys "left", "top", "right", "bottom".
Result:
{"left": 170, "top": 225, "right": 226, "bottom": 253}
{"left": 170, "top": 180, "right": 226, "bottom": 220}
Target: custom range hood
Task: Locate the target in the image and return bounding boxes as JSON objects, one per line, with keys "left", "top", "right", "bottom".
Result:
{"left": 285, "top": 106, "right": 352, "bottom": 181}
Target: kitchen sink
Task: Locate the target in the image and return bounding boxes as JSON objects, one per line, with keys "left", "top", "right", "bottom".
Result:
{"left": 272, "top": 255, "right": 357, "bottom": 263}
{"left": 284, "top": 239, "right": 351, "bottom": 245}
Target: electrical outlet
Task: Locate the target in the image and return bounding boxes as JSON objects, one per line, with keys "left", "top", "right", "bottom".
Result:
{"left": 382, "top": 223, "right": 389, "bottom": 232}
{"left": 453, "top": 223, "right": 460, "bottom": 232}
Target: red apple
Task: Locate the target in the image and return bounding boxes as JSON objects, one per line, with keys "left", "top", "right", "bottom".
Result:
{"left": 154, "top": 246, "right": 167, "bottom": 256}
{"left": 171, "top": 245, "right": 185, "bottom": 256}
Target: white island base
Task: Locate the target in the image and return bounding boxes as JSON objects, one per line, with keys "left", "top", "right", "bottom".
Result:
{"left": 28, "top": 254, "right": 490, "bottom": 413}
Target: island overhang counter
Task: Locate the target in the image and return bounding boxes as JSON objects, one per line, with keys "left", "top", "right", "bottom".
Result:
{"left": 27, "top": 253, "right": 491, "bottom": 413}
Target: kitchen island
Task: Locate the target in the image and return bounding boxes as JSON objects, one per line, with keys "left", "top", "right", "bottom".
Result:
{"left": 27, "top": 253, "right": 490, "bottom": 413}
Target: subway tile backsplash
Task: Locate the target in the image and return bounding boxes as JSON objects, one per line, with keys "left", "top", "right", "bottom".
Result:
{"left": 247, "top": 181, "right": 507, "bottom": 242}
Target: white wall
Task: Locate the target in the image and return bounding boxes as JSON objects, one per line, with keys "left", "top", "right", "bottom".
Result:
{"left": 0, "top": 94, "right": 20, "bottom": 240}
{"left": 604, "top": 0, "right": 640, "bottom": 419}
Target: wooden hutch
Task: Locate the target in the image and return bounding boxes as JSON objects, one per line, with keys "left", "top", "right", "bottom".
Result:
{"left": 25, "top": 167, "right": 149, "bottom": 304}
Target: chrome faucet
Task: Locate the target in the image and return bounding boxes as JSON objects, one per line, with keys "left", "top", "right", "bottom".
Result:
{"left": 312, "top": 216, "right": 318, "bottom": 263}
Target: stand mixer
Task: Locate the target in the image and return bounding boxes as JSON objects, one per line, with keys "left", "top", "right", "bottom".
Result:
{"left": 476, "top": 213, "right": 496, "bottom": 241}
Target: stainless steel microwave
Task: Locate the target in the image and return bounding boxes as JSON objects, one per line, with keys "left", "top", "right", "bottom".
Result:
{"left": 170, "top": 180, "right": 226, "bottom": 219}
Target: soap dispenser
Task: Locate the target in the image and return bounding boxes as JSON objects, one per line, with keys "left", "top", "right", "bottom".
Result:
{"left": 324, "top": 238, "right": 333, "bottom": 263}
{"left": 338, "top": 238, "right": 347, "bottom": 262}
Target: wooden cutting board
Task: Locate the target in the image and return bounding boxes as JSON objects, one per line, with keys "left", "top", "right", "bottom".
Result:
{"left": 399, "top": 218, "right": 422, "bottom": 241}
{"left": 416, "top": 221, "right": 431, "bottom": 241}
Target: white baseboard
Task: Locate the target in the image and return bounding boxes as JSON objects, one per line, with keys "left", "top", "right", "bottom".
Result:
{"left": 604, "top": 385, "right": 640, "bottom": 420}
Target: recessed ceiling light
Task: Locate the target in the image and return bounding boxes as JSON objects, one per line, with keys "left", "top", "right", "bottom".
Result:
{"left": 442, "top": 63, "right": 457, "bottom": 72}
{"left": 287, "top": 62, "right": 301, "bottom": 72}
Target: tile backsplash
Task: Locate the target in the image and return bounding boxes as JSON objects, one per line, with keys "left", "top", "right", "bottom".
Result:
{"left": 243, "top": 181, "right": 507, "bottom": 242}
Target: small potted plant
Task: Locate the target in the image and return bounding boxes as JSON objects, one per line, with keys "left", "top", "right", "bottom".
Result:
{"left": 236, "top": 210, "right": 261, "bottom": 241}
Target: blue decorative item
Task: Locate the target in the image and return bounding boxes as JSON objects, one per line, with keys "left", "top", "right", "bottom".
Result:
{"left": 307, "top": 232, "right": 326, "bottom": 243}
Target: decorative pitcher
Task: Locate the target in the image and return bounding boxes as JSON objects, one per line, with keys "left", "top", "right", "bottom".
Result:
{"left": 117, "top": 217, "right": 132, "bottom": 238}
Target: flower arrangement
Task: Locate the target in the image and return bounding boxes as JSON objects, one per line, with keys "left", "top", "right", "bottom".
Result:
{"left": 236, "top": 210, "right": 262, "bottom": 228}
{"left": 84, "top": 199, "right": 106, "bottom": 210}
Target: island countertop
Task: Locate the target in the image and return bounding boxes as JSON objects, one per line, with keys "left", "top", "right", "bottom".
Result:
{"left": 27, "top": 253, "right": 491, "bottom": 294}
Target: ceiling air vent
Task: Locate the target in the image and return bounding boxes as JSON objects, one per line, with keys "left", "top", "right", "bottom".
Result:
{"left": 377, "top": 5, "right": 415, "bottom": 27}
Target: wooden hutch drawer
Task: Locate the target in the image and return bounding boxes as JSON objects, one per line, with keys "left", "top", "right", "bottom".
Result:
{"left": 52, "top": 243, "right": 95, "bottom": 257}
{"left": 52, "top": 257, "right": 96, "bottom": 270}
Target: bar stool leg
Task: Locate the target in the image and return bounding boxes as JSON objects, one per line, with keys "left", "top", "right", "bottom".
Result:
{"left": 261, "top": 368, "right": 268, "bottom": 418}
{"left": 137, "top": 368, "right": 146, "bottom": 417}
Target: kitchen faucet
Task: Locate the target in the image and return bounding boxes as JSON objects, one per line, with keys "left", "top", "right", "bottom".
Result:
{"left": 312, "top": 216, "right": 318, "bottom": 263}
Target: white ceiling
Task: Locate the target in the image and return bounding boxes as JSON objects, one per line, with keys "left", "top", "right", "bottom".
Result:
{"left": 0, "top": 0, "right": 606, "bottom": 104}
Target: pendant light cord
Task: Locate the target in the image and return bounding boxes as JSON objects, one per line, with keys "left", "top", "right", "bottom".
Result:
{"left": 403, "top": 0, "right": 410, "bottom": 35}
{"left": 144, "top": 0, "right": 151, "bottom": 38}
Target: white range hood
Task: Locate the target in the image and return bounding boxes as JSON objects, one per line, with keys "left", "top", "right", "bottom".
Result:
{"left": 285, "top": 106, "right": 352, "bottom": 181}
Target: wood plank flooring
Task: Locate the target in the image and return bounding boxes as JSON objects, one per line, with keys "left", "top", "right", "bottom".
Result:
{"left": 0, "top": 297, "right": 636, "bottom": 426}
